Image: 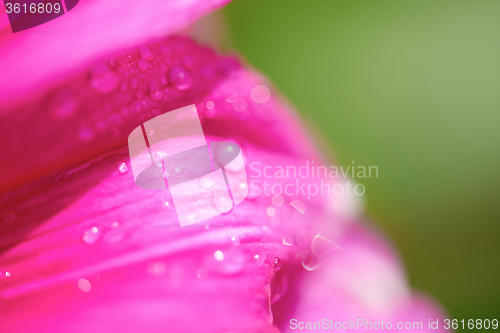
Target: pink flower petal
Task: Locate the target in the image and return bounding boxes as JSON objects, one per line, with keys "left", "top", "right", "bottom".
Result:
{"left": 0, "top": 0, "right": 232, "bottom": 109}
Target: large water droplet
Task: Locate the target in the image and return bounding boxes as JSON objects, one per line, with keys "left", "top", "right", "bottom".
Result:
{"left": 311, "top": 232, "right": 339, "bottom": 258}
{"left": 290, "top": 200, "right": 306, "bottom": 214}
{"left": 211, "top": 192, "right": 233, "bottom": 214}
{"left": 90, "top": 64, "right": 119, "bottom": 94}
{"left": 82, "top": 226, "right": 101, "bottom": 245}
{"left": 118, "top": 163, "right": 128, "bottom": 174}
{"left": 78, "top": 278, "right": 91, "bottom": 292}
{"left": 214, "top": 250, "right": 224, "bottom": 261}
{"left": 251, "top": 85, "right": 271, "bottom": 104}
{"left": 197, "top": 176, "right": 215, "bottom": 189}
{"left": 1, "top": 211, "right": 18, "bottom": 224}
{"left": 168, "top": 65, "right": 193, "bottom": 91}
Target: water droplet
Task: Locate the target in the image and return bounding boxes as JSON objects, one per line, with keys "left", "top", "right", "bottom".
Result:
{"left": 1, "top": 211, "right": 18, "bottom": 224}
{"left": 148, "top": 130, "right": 154, "bottom": 136}
{"left": 168, "top": 65, "right": 193, "bottom": 91}
{"left": 266, "top": 207, "right": 275, "bottom": 216}
{"left": 282, "top": 232, "right": 294, "bottom": 246}
{"left": 148, "top": 262, "right": 166, "bottom": 276}
{"left": 0, "top": 270, "right": 11, "bottom": 278}
{"left": 137, "top": 59, "right": 148, "bottom": 71}
{"left": 82, "top": 226, "right": 101, "bottom": 245}
{"left": 156, "top": 162, "right": 163, "bottom": 168}
{"left": 233, "top": 98, "right": 247, "bottom": 112}
{"left": 206, "top": 101, "right": 214, "bottom": 109}
{"left": 214, "top": 250, "right": 224, "bottom": 261}
{"left": 90, "top": 64, "right": 119, "bottom": 94}
{"left": 262, "top": 225, "right": 268, "bottom": 231}
{"left": 296, "top": 250, "right": 322, "bottom": 271}
{"left": 149, "top": 84, "right": 164, "bottom": 101}
{"left": 164, "top": 201, "right": 170, "bottom": 207}
{"left": 227, "top": 92, "right": 238, "bottom": 103}
{"left": 240, "top": 183, "right": 246, "bottom": 189}
{"left": 138, "top": 46, "right": 155, "bottom": 61}
{"left": 110, "top": 222, "right": 119, "bottom": 228}
{"left": 196, "top": 268, "right": 208, "bottom": 279}
{"left": 49, "top": 91, "right": 78, "bottom": 119}
{"left": 290, "top": 200, "right": 306, "bottom": 214}
{"left": 118, "top": 163, "right": 128, "bottom": 173}
{"left": 272, "top": 195, "right": 284, "bottom": 207}
{"left": 274, "top": 257, "right": 283, "bottom": 271}
{"left": 78, "top": 278, "right": 91, "bottom": 292}
{"left": 211, "top": 191, "right": 233, "bottom": 214}
{"left": 311, "top": 233, "right": 340, "bottom": 258}
{"left": 78, "top": 126, "right": 94, "bottom": 142}
{"left": 197, "top": 176, "right": 215, "bottom": 189}
{"left": 251, "top": 85, "right": 271, "bottom": 104}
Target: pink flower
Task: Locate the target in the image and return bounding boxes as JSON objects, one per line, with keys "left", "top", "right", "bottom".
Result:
{"left": 0, "top": 1, "right": 449, "bottom": 332}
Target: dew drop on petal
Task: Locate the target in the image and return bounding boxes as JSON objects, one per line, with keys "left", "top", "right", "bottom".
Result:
{"left": 197, "top": 176, "right": 215, "bottom": 189}
{"left": 148, "top": 130, "right": 154, "bottom": 136}
{"left": 290, "top": 200, "right": 306, "bottom": 214}
{"left": 272, "top": 195, "right": 284, "bottom": 207}
{"left": 90, "top": 65, "right": 120, "bottom": 94}
{"left": 1, "top": 211, "right": 18, "bottom": 224}
{"left": 78, "top": 278, "right": 91, "bottom": 292}
{"left": 282, "top": 232, "right": 294, "bottom": 246}
{"left": 118, "top": 163, "right": 128, "bottom": 173}
{"left": 266, "top": 207, "right": 275, "bottom": 216}
{"left": 240, "top": 183, "right": 246, "bottom": 189}
{"left": 149, "top": 84, "right": 164, "bottom": 101}
{"left": 168, "top": 65, "right": 193, "bottom": 91}
{"left": 274, "top": 257, "right": 283, "bottom": 271}
{"left": 251, "top": 85, "right": 271, "bottom": 104}
{"left": 233, "top": 98, "right": 247, "bottom": 112}
{"left": 211, "top": 192, "right": 233, "bottom": 214}
{"left": 206, "top": 101, "right": 214, "bottom": 109}
{"left": 110, "top": 222, "right": 119, "bottom": 228}
{"left": 214, "top": 250, "right": 224, "bottom": 261}
{"left": 311, "top": 233, "right": 340, "bottom": 258}
{"left": 139, "top": 46, "right": 155, "bottom": 61}
{"left": 82, "top": 226, "right": 101, "bottom": 245}
{"left": 227, "top": 146, "right": 233, "bottom": 152}
{"left": 296, "top": 250, "right": 322, "bottom": 271}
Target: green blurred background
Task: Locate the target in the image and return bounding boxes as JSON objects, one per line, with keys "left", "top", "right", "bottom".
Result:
{"left": 224, "top": 0, "right": 500, "bottom": 328}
